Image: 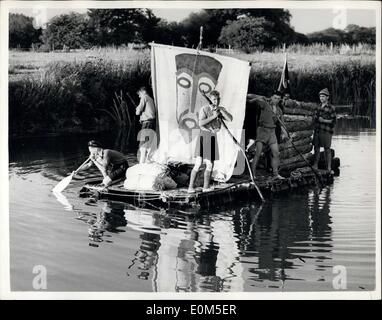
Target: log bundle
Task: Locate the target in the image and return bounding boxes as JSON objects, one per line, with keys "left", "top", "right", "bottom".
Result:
{"left": 283, "top": 115, "right": 314, "bottom": 132}
{"left": 279, "top": 153, "right": 313, "bottom": 172}
{"left": 279, "top": 143, "right": 312, "bottom": 160}
{"left": 283, "top": 107, "right": 313, "bottom": 116}
{"left": 283, "top": 99, "right": 317, "bottom": 114}
{"left": 246, "top": 96, "right": 324, "bottom": 175}
{"left": 279, "top": 136, "right": 312, "bottom": 151}
{"left": 298, "top": 101, "right": 319, "bottom": 112}
{"left": 288, "top": 130, "right": 312, "bottom": 142}
{"left": 279, "top": 102, "right": 315, "bottom": 172}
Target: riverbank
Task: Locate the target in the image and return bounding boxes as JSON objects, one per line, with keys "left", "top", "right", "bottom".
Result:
{"left": 8, "top": 48, "right": 376, "bottom": 137}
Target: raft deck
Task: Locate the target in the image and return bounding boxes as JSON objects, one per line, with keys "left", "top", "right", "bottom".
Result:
{"left": 80, "top": 167, "right": 335, "bottom": 209}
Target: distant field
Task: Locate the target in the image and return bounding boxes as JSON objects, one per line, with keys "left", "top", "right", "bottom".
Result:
{"left": 9, "top": 48, "right": 150, "bottom": 81}
{"left": 8, "top": 47, "right": 375, "bottom": 82}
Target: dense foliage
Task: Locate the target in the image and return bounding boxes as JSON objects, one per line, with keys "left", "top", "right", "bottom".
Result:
{"left": 9, "top": 10, "right": 376, "bottom": 52}
{"left": 307, "top": 24, "right": 376, "bottom": 45}
{"left": 9, "top": 13, "right": 42, "bottom": 49}
{"left": 219, "top": 17, "right": 280, "bottom": 52}
{"left": 41, "top": 13, "right": 90, "bottom": 50}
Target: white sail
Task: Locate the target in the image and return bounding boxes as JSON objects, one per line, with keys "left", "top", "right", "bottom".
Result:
{"left": 150, "top": 43, "right": 250, "bottom": 181}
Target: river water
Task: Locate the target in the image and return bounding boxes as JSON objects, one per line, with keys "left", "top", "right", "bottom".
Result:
{"left": 8, "top": 118, "right": 377, "bottom": 292}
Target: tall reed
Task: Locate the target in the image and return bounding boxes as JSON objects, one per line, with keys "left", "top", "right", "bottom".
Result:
{"left": 9, "top": 57, "right": 150, "bottom": 136}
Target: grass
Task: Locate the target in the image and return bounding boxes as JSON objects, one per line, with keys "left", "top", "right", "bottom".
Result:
{"left": 240, "top": 52, "right": 375, "bottom": 114}
{"left": 9, "top": 48, "right": 149, "bottom": 80}
{"left": 8, "top": 46, "right": 376, "bottom": 136}
{"left": 272, "top": 42, "right": 375, "bottom": 55}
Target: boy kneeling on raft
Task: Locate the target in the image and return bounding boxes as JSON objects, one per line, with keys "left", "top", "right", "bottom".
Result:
{"left": 77, "top": 140, "right": 129, "bottom": 187}
{"left": 188, "top": 90, "right": 233, "bottom": 193}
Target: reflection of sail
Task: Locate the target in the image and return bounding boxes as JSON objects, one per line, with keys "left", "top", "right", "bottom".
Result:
{"left": 155, "top": 223, "right": 198, "bottom": 292}
{"left": 124, "top": 209, "right": 161, "bottom": 234}
{"left": 210, "top": 219, "right": 244, "bottom": 291}
{"left": 153, "top": 215, "right": 245, "bottom": 292}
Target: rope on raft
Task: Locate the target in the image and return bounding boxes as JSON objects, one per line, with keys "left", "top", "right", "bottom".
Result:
{"left": 290, "top": 169, "right": 303, "bottom": 179}
{"left": 102, "top": 191, "right": 164, "bottom": 200}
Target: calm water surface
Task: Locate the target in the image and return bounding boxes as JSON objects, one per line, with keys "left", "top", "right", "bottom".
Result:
{"left": 9, "top": 119, "right": 377, "bottom": 292}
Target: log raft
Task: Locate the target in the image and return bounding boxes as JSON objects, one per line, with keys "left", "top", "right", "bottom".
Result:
{"left": 80, "top": 165, "right": 337, "bottom": 211}
{"left": 79, "top": 98, "right": 340, "bottom": 211}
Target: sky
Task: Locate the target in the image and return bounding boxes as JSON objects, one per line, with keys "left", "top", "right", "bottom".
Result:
{"left": 8, "top": 7, "right": 377, "bottom": 34}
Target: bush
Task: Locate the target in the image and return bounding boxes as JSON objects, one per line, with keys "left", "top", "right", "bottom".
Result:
{"left": 219, "top": 17, "right": 279, "bottom": 52}
{"left": 9, "top": 13, "right": 42, "bottom": 49}
{"left": 41, "top": 12, "right": 91, "bottom": 50}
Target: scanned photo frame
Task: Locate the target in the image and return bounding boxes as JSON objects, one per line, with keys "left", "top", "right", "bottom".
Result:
{"left": 0, "top": 1, "right": 380, "bottom": 300}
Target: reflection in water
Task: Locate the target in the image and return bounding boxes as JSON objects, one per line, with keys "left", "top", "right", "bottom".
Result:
{"left": 69, "top": 187, "right": 334, "bottom": 292}
{"left": 52, "top": 191, "right": 73, "bottom": 211}
{"left": 335, "top": 117, "right": 375, "bottom": 135}
{"left": 9, "top": 119, "right": 376, "bottom": 291}
{"left": 310, "top": 187, "right": 332, "bottom": 239}
{"left": 87, "top": 202, "right": 127, "bottom": 243}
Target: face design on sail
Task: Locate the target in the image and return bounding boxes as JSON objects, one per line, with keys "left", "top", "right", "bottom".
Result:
{"left": 175, "top": 53, "right": 223, "bottom": 143}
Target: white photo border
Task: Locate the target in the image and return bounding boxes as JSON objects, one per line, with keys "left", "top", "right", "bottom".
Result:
{"left": 1, "top": 0, "right": 380, "bottom": 300}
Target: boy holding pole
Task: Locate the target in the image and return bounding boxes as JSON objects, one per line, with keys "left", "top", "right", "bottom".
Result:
{"left": 188, "top": 90, "right": 232, "bottom": 193}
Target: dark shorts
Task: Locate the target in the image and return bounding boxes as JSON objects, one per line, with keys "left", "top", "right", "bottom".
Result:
{"left": 107, "top": 161, "right": 129, "bottom": 181}
{"left": 194, "top": 130, "right": 219, "bottom": 162}
{"left": 141, "top": 119, "right": 156, "bottom": 130}
{"left": 255, "top": 127, "right": 277, "bottom": 146}
{"left": 140, "top": 120, "right": 156, "bottom": 147}
{"left": 313, "top": 130, "right": 332, "bottom": 148}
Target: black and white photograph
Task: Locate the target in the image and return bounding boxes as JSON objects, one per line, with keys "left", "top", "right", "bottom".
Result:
{"left": 0, "top": 0, "right": 380, "bottom": 299}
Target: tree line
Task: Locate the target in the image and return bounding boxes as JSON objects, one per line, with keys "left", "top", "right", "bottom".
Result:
{"left": 9, "top": 9, "right": 376, "bottom": 52}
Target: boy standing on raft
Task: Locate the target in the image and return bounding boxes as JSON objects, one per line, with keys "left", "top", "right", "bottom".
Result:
{"left": 135, "top": 87, "right": 156, "bottom": 164}
{"left": 247, "top": 91, "right": 287, "bottom": 180}
{"left": 77, "top": 140, "right": 129, "bottom": 187}
{"left": 312, "top": 88, "right": 337, "bottom": 173}
{"left": 188, "top": 90, "right": 233, "bottom": 193}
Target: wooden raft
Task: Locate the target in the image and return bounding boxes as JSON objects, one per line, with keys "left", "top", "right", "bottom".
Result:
{"left": 80, "top": 167, "right": 335, "bottom": 210}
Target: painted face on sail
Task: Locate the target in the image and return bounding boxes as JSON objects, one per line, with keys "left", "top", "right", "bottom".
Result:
{"left": 175, "top": 53, "right": 222, "bottom": 142}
